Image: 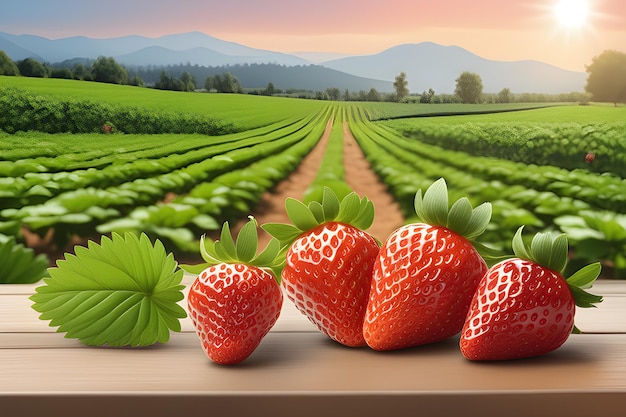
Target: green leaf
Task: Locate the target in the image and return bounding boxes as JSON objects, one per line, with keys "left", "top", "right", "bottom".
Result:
{"left": 413, "top": 178, "right": 490, "bottom": 240}
{"left": 29, "top": 232, "right": 186, "bottom": 347}
{"left": 285, "top": 198, "right": 318, "bottom": 231}
{"left": 0, "top": 236, "right": 49, "bottom": 284}
{"left": 262, "top": 223, "right": 302, "bottom": 244}
{"left": 567, "top": 262, "right": 602, "bottom": 289}
{"left": 336, "top": 193, "right": 361, "bottom": 224}
{"left": 235, "top": 218, "right": 258, "bottom": 263}
{"left": 219, "top": 222, "right": 237, "bottom": 260}
{"left": 321, "top": 187, "right": 340, "bottom": 221}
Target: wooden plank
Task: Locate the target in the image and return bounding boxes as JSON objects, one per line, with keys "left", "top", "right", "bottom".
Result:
{"left": 1, "top": 332, "right": 626, "bottom": 417}
{"left": 1, "top": 280, "right": 623, "bottom": 333}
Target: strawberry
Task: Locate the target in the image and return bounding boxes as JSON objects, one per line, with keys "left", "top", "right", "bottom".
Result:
{"left": 363, "top": 178, "right": 492, "bottom": 351}
{"left": 184, "top": 218, "right": 283, "bottom": 365}
{"left": 460, "top": 226, "right": 603, "bottom": 361}
{"left": 263, "top": 187, "right": 379, "bottom": 347}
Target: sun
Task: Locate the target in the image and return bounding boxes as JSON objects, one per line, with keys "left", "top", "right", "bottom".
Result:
{"left": 554, "top": 0, "right": 590, "bottom": 28}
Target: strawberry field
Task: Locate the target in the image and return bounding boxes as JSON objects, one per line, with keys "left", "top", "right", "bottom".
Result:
{"left": 1, "top": 75, "right": 625, "bottom": 279}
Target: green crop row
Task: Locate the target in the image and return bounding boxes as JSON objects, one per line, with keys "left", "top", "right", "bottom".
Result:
{"left": 382, "top": 118, "right": 626, "bottom": 177}
{"left": 0, "top": 114, "right": 321, "bottom": 210}
{"left": 346, "top": 106, "right": 626, "bottom": 278}
{"left": 0, "top": 108, "right": 332, "bottom": 249}
{"left": 96, "top": 108, "right": 333, "bottom": 253}
{"left": 0, "top": 86, "right": 238, "bottom": 135}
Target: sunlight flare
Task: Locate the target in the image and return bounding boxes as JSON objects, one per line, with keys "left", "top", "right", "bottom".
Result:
{"left": 554, "top": 0, "right": 590, "bottom": 28}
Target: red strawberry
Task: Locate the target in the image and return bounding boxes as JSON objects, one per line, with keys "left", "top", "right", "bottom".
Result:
{"left": 263, "top": 187, "right": 379, "bottom": 347}
{"left": 363, "top": 178, "right": 492, "bottom": 351}
{"left": 460, "top": 226, "right": 603, "bottom": 361}
{"left": 185, "top": 218, "right": 283, "bottom": 365}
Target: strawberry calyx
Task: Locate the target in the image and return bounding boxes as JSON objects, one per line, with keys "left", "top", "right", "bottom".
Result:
{"left": 511, "top": 226, "right": 603, "bottom": 310}
{"left": 181, "top": 217, "right": 284, "bottom": 283}
{"left": 262, "top": 186, "right": 375, "bottom": 247}
{"left": 414, "top": 178, "right": 491, "bottom": 241}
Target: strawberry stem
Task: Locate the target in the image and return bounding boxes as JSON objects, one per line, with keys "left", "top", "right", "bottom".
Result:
{"left": 181, "top": 217, "right": 284, "bottom": 282}
{"left": 262, "top": 187, "right": 374, "bottom": 247}
{"left": 511, "top": 226, "right": 603, "bottom": 309}
{"left": 414, "top": 178, "right": 491, "bottom": 240}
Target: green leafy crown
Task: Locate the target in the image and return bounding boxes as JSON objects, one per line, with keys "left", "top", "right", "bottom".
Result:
{"left": 512, "top": 226, "right": 603, "bottom": 310}
{"left": 181, "top": 217, "right": 284, "bottom": 282}
{"left": 414, "top": 178, "right": 491, "bottom": 240}
{"left": 30, "top": 233, "right": 187, "bottom": 347}
{"left": 262, "top": 186, "right": 375, "bottom": 247}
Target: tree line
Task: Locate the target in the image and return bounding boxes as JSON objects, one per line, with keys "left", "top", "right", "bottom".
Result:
{"left": 1, "top": 49, "right": 624, "bottom": 105}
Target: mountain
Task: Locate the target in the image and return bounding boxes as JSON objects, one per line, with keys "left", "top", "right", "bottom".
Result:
{"left": 0, "top": 32, "right": 587, "bottom": 94}
{"left": 0, "top": 31, "right": 309, "bottom": 67}
{"left": 321, "top": 43, "right": 587, "bottom": 94}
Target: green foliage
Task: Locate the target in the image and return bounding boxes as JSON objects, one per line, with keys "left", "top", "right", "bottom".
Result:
{"left": 90, "top": 56, "right": 128, "bottom": 84}
{"left": 393, "top": 72, "right": 409, "bottom": 102}
{"left": 30, "top": 233, "right": 186, "bottom": 346}
{"left": 17, "top": 58, "right": 46, "bottom": 78}
{"left": 585, "top": 50, "right": 626, "bottom": 105}
{"left": 383, "top": 115, "right": 626, "bottom": 177}
{"left": 0, "top": 50, "right": 19, "bottom": 76}
{"left": 455, "top": 71, "right": 483, "bottom": 104}
{"left": 0, "top": 235, "right": 49, "bottom": 284}
{"left": 0, "top": 86, "right": 235, "bottom": 134}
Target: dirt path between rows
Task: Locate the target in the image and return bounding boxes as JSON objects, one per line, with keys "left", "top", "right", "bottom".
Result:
{"left": 231, "top": 117, "right": 405, "bottom": 249}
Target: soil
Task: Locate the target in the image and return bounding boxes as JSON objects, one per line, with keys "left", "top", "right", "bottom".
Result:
{"left": 24, "top": 117, "right": 406, "bottom": 264}
{"left": 226, "top": 119, "right": 405, "bottom": 249}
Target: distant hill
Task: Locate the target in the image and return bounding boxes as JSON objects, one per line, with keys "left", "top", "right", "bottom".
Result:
{"left": 131, "top": 63, "right": 393, "bottom": 92}
{"left": 0, "top": 31, "right": 309, "bottom": 67}
{"left": 321, "top": 43, "right": 587, "bottom": 94}
{"left": 0, "top": 31, "right": 587, "bottom": 94}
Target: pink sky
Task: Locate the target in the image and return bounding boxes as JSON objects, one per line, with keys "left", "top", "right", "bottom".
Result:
{"left": 1, "top": 0, "right": 624, "bottom": 71}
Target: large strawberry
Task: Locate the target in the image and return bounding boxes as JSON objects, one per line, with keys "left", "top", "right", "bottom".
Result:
{"left": 263, "top": 187, "right": 379, "bottom": 347}
{"left": 460, "top": 226, "right": 603, "bottom": 361}
{"left": 363, "top": 178, "right": 492, "bottom": 351}
{"left": 184, "top": 218, "right": 283, "bottom": 365}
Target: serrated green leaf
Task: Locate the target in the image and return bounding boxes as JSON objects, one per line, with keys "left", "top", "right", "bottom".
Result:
{"left": 0, "top": 236, "right": 49, "bottom": 284}
{"left": 353, "top": 197, "right": 375, "bottom": 230}
{"left": 29, "top": 232, "right": 186, "bottom": 347}
{"left": 569, "top": 285, "right": 603, "bottom": 308}
{"left": 416, "top": 178, "right": 449, "bottom": 226}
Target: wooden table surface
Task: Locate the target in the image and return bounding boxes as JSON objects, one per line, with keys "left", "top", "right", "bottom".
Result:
{"left": 1, "top": 277, "right": 625, "bottom": 417}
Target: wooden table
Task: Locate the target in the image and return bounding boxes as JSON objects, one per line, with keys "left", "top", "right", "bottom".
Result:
{"left": 1, "top": 277, "right": 625, "bottom": 417}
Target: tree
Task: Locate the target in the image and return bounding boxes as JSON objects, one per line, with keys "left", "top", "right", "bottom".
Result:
{"left": 455, "top": 71, "right": 483, "bottom": 103}
{"left": 420, "top": 88, "right": 435, "bottom": 103}
{"left": 90, "top": 56, "right": 128, "bottom": 84}
{"left": 326, "top": 87, "right": 341, "bottom": 101}
{"left": 393, "top": 72, "right": 409, "bottom": 102}
{"left": 496, "top": 88, "right": 512, "bottom": 103}
{"left": 72, "top": 63, "right": 90, "bottom": 80}
{"left": 179, "top": 71, "right": 195, "bottom": 92}
{"left": 585, "top": 50, "right": 626, "bottom": 106}
{"left": 213, "top": 72, "right": 242, "bottom": 93}
{"left": 262, "top": 82, "right": 276, "bottom": 96}
{"left": 204, "top": 76, "right": 214, "bottom": 92}
{"left": 0, "top": 50, "right": 19, "bottom": 76}
{"left": 367, "top": 88, "right": 381, "bottom": 102}
{"left": 17, "top": 58, "right": 46, "bottom": 77}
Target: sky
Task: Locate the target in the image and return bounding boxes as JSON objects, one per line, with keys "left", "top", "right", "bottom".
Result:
{"left": 0, "top": 0, "right": 624, "bottom": 71}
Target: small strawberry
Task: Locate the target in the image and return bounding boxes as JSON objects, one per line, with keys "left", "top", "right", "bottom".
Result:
{"left": 263, "top": 187, "right": 379, "bottom": 347}
{"left": 184, "top": 218, "right": 283, "bottom": 365}
{"left": 364, "top": 178, "right": 492, "bottom": 351}
{"left": 460, "top": 226, "right": 603, "bottom": 361}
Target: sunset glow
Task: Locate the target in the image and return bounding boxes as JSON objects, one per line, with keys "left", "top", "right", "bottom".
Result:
{"left": 0, "top": 0, "right": 624, "bottom": 72}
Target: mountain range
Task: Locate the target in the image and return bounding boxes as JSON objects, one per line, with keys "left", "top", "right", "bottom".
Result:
{"left": 0, "top": 31, "right": 587, "bottom": 94}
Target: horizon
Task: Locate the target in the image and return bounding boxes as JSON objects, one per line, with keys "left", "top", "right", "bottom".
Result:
{"left": 1, "top": 0, "right": 625, "bottom": 72}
